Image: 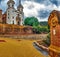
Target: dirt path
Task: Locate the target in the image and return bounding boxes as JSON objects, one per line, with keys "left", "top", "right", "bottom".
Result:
{"left": 0, "top": 38, "right": 47, "bottom": 57}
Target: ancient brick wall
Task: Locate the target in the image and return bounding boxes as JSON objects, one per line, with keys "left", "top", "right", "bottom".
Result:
{"left": 51, "top": 25, "right": 60, "bottom": 47}
{"left": 0, "top": 24, "right": 33, "bottom": 35}
{"left": 0, "top": 10, "right": 2, "bottom": 23}
{"left": 48, "top": 10, "right": 60, "bottom": 57}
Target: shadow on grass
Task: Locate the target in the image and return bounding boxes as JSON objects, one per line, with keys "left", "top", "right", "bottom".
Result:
{"left": 33, "top": 42, "right": 49, "bottom": 56}
{"left": 0, "top": 40, "right": 6, "bottom": 42}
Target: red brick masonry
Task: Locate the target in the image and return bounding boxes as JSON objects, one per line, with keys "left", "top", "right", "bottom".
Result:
{"left": 0, "top": 24, "right": 33, "bottom": 35}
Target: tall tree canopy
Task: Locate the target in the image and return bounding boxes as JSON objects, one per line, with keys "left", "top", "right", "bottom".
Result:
{"left": 24, "top": 17, "right": 39, "bottom": 26}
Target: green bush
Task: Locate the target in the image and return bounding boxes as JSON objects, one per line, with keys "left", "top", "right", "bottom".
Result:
{"left": 24, "top": 17, "right": 39, "bottom": 26}
{"left": 33, "top": 26, "right": 49, "bottom": 34}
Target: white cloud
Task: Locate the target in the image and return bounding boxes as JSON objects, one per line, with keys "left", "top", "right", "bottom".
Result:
{"left": 22, "top": 0, "right": 60, "bottom": 21}
{"left": 0, "top": 0, "right": 60, "bottom": 22}
{"left": 23, "top": 1, "right": 46, "bottom": 21}
{"left": 38, "top": 18, "right": 48, "bottom": 22}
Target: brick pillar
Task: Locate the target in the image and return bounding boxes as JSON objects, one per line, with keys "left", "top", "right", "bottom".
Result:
{"left": 49, "top": 25, "right": 60, "bottom": 57}
{"left": 0, "top": 10, "right": 2, "bottom": 23}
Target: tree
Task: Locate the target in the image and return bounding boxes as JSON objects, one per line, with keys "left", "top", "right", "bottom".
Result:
{"left": 33, "top": 25, "right": 49, "bottom": 34}
{"left": 24, "top": 17, "right": 39, "bottom": 26}
{"left": 40, "top": 21, "right": 48, "bottom": 26}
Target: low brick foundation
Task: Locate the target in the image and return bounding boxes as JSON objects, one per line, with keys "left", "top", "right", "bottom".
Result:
{"left": 0, "top": 34, "right": 47, "bottom": 40}
{"left": 0, "top": 24, "right": 33, "bottom": 35}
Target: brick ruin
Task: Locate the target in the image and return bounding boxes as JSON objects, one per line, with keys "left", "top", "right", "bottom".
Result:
{"left": 0, "top": 24, "right": 33, "bottom": 35}
{"left": 48, "top": 10, "right": 60, "bottom": 57}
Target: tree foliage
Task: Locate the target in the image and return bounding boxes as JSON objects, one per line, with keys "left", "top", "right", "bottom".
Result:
{"left": 33, "top": 25, "right": 49, "bottom": 34}
{"left": 24, "top": 17, "right": 50, "bottom": 34}
{"left": 24, "top": 17, "right": 39, "bottom": 26}
{"left": 40, "top": 21, "right": 48, "bottom": 26}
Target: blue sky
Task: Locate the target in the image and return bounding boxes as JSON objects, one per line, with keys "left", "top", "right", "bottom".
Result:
{"left": 0, "top": 0, "right": 60, "bottom": 22}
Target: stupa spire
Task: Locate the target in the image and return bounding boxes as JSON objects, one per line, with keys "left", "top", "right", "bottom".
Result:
{"left": 7, "top": 0, "right": 15, "bottom": 8}
{"left": 19, "top": 0, "right": 21, "bottom": 5}
{"left": 9, "top": 0, "right": 13, "bottom": 2}
{"left": 17, "top": 0, "right": 23, "bottom": 10}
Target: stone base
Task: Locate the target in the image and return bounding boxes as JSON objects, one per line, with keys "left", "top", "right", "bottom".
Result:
{"left": 49, "top": 45, "right": 60, "bottom": 57}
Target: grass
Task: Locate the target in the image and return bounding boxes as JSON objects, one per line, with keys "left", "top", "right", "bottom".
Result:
{"left": 0, "top": 38, "right": 46, "bottom": 57}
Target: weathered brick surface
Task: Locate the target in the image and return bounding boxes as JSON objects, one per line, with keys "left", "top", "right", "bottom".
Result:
{"left": 48, "top": 10, "right": 60, "bottom": 57}
{"left": 0, "top": 24, "right": 33, "bottom": 35}
{"left": 50, "top": 25, "right": 60, "bottom": 47}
